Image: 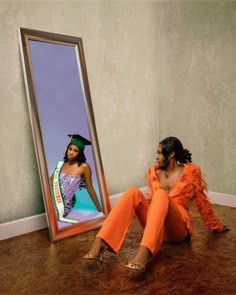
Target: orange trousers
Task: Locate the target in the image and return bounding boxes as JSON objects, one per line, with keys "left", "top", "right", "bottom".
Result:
{"left": 97, "top": 187, "right": 188, "bottom": 255}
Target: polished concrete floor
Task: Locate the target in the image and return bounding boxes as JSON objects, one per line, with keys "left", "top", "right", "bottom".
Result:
{"left": 0, "top": 204, "right": 235, "bottom": 295}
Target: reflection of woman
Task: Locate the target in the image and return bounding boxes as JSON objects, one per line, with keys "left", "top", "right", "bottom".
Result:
{"left": 50, "top": 134, "right": 102, "bottom": 223}
{"left": 84, "top": 136, "right": 229, "bottom": 271}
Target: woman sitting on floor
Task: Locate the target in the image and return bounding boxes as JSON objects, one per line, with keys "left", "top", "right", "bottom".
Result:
{"left": 84, "top": 136, "right": 229, "bottom": 272}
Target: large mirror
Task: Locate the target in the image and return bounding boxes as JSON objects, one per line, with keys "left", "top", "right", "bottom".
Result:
{"left": 18, "top": 28, "right": 111, "bottom": 242}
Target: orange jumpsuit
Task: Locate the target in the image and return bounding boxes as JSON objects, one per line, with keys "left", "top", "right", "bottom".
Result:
{"left": 97, "top": 163, "right": 223, "bottom": 255}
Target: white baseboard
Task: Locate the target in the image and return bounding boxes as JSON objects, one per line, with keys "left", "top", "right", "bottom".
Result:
{"left": 208, "top": 191, "right": 236, "bottom": 208}
{"left": 0, "top": 213, "right": 48, "bottom": 241}
{"left": 0, "top": 188, "right": 235, "bottom": 241}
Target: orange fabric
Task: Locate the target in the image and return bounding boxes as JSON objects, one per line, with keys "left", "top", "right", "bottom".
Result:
{"left": 146, "top": 163, "right": 223, "bottom": 234}
{"left": 97, "top": 187, "right": 149, "bottom": 253}
{"left": 140, "top": 188, "right": 188, "bottom": 254}
{"left": 97, "top": 187, "right": 188, "bottom": 254}
{"left": 96, "top": 163, "right": 223, "bottom": 255}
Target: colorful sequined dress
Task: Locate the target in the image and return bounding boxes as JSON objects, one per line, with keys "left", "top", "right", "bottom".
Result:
{"left": 59, "top": 171, "right": 86, "bottom": 217}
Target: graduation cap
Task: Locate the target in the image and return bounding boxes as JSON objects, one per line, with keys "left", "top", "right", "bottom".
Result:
{"left": 68, "top": 134, "right": 91, "bottom": 151}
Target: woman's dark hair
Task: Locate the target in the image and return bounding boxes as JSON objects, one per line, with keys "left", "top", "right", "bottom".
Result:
{"left": 63, "top": 143, "right": 87, "bottom": 165}
{"left": 159, "top": 136, "right": 192, "bottom": 164}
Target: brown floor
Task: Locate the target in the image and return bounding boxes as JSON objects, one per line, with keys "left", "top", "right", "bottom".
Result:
{"left": 0, "top": 204, "right": 235, "bottom": 295}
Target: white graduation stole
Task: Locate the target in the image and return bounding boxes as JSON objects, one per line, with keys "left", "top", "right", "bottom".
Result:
{"left": 52, "top": 161, "right": 79, "bottom": 224}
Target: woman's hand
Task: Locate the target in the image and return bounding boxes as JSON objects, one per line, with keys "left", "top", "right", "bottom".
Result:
{"left": 214, "top": 225, "right": 230, "bottom": 233}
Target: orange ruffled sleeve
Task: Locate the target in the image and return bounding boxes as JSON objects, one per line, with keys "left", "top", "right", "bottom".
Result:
{"left": 190, "top": 165, "right": 223, "bottom": 232}
{"left": 145, "top": 164, "right": 159, "bottom": 200}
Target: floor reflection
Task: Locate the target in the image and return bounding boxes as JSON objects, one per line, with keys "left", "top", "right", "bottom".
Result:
{"left": 57, "top": 209, "right": 104, "bottom": 229}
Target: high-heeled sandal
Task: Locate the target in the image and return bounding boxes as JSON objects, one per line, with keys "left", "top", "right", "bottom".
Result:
{"left": 125, "top": 257, "right": 151, "bottom": 272}
{"left": 84, "top": 246, "right": 108, "bottom": 263}
{"left": 125, "top": 261, "right": 146, "bottom": 272}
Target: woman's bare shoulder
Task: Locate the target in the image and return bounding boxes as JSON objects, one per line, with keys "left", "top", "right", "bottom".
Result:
{"left": 80, "top": 162, "right": 91, "bottom": 172}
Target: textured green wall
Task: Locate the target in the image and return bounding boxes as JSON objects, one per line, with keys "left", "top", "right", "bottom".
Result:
{"left": 0, "top": 1, "right": 158, "bottom": 223}
{"left": 0, "top": 1, "right": 235, "bottom": 224}
{"left": 157, "top": 1, "right": 236, "bottom": 195}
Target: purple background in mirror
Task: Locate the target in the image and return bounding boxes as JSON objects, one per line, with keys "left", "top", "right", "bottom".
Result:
{"left": 28, "top": 40, "right": 97, "bottom": 183}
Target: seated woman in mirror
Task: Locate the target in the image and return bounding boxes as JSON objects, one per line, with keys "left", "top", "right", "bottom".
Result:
{"left": 84, "top": 136, "right": 229, "bottom": 271}
{"left": 50, "top": 134, "right": 102, "bottom": 222}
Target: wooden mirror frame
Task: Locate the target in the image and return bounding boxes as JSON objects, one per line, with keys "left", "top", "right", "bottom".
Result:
{"left": 18, "top": 27, "right": 111, "bottom": 242}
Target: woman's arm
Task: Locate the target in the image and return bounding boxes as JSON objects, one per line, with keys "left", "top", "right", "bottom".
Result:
{"left": 145, "top": 164, "right": 158, "bottom": 201}
{"left": 83, "top": 164, "right": 102, "bottom": 212}
{"left": 193, "top": 190, "right": 225, "bottom": 232}
{"left": 192, "top": 166, "right": 229, "bottom": 233}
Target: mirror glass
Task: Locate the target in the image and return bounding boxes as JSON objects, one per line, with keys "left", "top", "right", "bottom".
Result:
{"left": 19, "top": 28, "right": 111, "bottom": 241}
